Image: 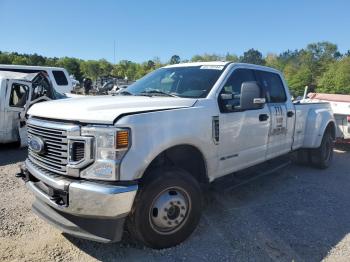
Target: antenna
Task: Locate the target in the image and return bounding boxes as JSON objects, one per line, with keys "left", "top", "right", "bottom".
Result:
{"left": 113, "top": 40, "right": 116, "bottom": 65}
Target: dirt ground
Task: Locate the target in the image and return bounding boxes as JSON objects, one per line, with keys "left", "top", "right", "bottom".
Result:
{"left": 1, "top": 144, "right": 350, "bottom": 262}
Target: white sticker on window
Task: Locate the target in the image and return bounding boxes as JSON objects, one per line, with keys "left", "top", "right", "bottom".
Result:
{"left": 200, "top": 65, "right": 224, "bottom": 70}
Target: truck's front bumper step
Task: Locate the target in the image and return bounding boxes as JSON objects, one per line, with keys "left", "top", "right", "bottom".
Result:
{"left": 23, "top": 159, "right": 138, "bottom": 218}
{"left": 32, "top": 199, "right": 125, "bottom": 243}
{"left": 18, "top": 159, "right": 138, "bottom": 243}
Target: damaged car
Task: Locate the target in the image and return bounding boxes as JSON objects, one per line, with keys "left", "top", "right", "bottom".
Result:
{"left": 0, "top": 71, "right": 65, "bottom": 146}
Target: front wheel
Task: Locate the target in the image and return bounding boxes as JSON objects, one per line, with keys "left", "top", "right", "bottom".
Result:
{"left": 127, "top": 168, "right": 202, "bottom": 249}
{"left": 311, "top": 131, "right": 334, "bottom": 169}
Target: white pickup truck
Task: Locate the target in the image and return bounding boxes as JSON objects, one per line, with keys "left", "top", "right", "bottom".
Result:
{"left": 0, "top": 64, "right": 73, "bottom": 94}
{"left": 0, "top": 71, "right": 65, "bottom": 145}
{"left": 18, "top": 62, "right": 336, "bottom": 249}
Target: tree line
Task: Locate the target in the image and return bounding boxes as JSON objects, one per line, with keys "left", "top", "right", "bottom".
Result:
{"left": 1, "top": 41, "right": 349, "bottom": 96}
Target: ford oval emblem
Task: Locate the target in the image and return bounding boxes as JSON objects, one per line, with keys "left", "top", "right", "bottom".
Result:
{"left": 28, "top": 136, "right": 45, "bottom": 155}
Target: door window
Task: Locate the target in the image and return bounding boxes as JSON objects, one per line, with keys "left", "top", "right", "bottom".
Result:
{"left": 255, "top": 71, "right": 286, "bottom": 103}
{"left": 9, "top": 84, "right": 29, "bottom": 108}
{"left": 53, "top": 70, "right": 68, "bottom": 86}
{"left": 219, "top": 68, "right": 256, "bottom": 112}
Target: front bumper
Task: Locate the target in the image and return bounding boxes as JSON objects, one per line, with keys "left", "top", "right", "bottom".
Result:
{"left": 20, "top": 159, "right": 138, "bottom": 242}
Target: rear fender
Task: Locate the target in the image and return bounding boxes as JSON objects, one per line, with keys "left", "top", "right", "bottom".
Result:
{"left": 303, "top": 109, "right": 335, "bottom": 148}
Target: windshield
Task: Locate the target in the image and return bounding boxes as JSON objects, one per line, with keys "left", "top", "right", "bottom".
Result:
{"left": 125, "top": 66, "right": 225, "bottom": 98}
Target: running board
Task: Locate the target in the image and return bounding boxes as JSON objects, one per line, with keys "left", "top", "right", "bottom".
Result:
{"left": 212, "top": 155, "right": 292, "bottom": 192}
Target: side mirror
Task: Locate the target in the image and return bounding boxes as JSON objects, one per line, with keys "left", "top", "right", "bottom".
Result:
{"left": 240, "top": 82, "right": 265, "bottom": 110}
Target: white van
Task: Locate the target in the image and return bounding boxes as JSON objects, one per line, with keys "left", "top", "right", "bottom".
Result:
{"left": 0, "top": 65, "right": 73, "bottom": 94}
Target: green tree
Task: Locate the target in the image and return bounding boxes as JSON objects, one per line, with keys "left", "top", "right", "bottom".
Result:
{"left": 286, "top": 65, "right": 313, "bottom": 96}
{"left": 240, "top": 49, "right": 265, "bottom": 65}
{"left": 147, "top": 60, "right": 155, "bottom": 70}
{"left": 98, "top": 59, "right": 113, "bottom": 76}
{"left": 57, "top": 57, "right": 83, "bottom": 80}
{"left": 265, "top": 53, "right": 283, "bottom": 71}
{"left": 170, "top": 55, "right": 180, "bottom": 64}
{"left": 225, "top": 53, "right": 239, "bottom": 62}
{"left": 318, "top": 57, "right": 350, "bottom": 94}
{"left": 80, "top": 60, "right": 101, "bottom": 80}
{"left": 191, "top": 53, "right": 222, "bottom": 62}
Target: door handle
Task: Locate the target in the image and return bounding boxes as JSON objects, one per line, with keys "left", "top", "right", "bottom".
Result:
{"left": 287, "top": 111, "right": 294, "bottom": 117}
{"left": 259, "top": 114, "right": 269, "bottom": 121}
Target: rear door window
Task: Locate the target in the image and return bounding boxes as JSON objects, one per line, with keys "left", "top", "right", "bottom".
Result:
{"left": 52, "top": 70, "right": 68, "bottom": 86}
{"left": 255, "top": 71, "right": 286, "bottom": 103}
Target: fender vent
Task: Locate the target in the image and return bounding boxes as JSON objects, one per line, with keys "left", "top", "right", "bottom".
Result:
{"left": 212, "top": 116, "right": 219, "bottom": 144}
{"left": 70, "top": 141, "right": 85, "bottom": 162}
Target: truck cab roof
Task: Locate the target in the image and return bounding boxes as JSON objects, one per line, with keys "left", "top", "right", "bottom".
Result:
{"left": 164, "top": 61, "right": 282, "bottom": 74}
{"left": 0, "top": 64, "right": 72, "bottom": 94}
{"left": 0, "top": 71, "right": 39, "bottom": 82}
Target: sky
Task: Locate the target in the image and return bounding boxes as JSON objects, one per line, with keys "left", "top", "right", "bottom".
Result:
{"left": 0, "top": 0, "right": 349, "bottom": 63}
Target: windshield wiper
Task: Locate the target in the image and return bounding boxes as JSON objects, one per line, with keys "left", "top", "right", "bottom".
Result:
{"left": 115, "top": 90, "right": 133, "bottom": 96}
{"left": 139, "top": 89, "right": 178, "bottom": 97}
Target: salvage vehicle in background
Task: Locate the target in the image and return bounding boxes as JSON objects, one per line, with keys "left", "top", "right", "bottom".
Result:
{"left": 0, "top": 64, "right": 73, "bottom": 94}
{"left": 0, "top": 71, "right": 65, "bottom": 146}
{"left": 18, "top": 62, "right": 336, "bottom": 249}
{"left": 306, "top": 93, "right": 350, "bottom": 143}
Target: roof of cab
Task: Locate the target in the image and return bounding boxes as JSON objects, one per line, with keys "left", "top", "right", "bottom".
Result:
{"left": 0, "top": 70, "right": 39, "bottom": 82}
{"left": 164, "top": 61, "right": 230, "bottom": 68}
{"left": 163, "top": 61, "right": 282, "bottom": 74}
{"left": 0, "top": 64, "right": 66, "bottom": 71}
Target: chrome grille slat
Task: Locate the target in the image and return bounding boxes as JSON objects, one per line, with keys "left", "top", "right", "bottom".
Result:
{"left": 27, "top": 128, "right": 66, "bottom": 137}
{"left": 45, "top": 142, "right": 68, "bottom": 151}
{"left": 46, "top": 150, "right": 68, "bottom": 157}
{"left": 27, "top": 124, "right": 67, "bottom": 135}
{"left": 28, "top": 133, "right": 68, "bottom": 144}
{"left": 29, "top": 149, "right": 68, "bottom": 164}
{"left": 29, "top": 155, "right": 66, "bottom": 173}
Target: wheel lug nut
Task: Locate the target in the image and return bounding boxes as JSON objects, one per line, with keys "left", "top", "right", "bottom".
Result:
{"left": 175, "top": 220, "right": 179, "bottom": 224}
{"left": 181, "top": 206, "right": 185, "bottom": 210}
{"left": 168, "top": 221, "right": 172, "bottom": 225}
{"left": 180, "top": 214, "right": 184, "bottom": 218}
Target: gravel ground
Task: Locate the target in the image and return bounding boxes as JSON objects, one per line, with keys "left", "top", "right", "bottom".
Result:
{"left": 0, "top": 144, "right": 350, "bottom": 262}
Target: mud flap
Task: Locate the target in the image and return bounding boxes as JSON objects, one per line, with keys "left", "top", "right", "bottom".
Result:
{"left": 19, "top": 121, "right": 27, "bottom": 148}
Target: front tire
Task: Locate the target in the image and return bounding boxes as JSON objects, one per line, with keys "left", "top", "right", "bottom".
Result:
{"left": 127, "top": 168, "right": 202, "bottom": 249}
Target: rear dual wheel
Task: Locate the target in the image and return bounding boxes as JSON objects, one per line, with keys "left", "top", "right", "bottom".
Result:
{"left": 297, "top": 130, "right": 334, "bottom": 169}
{"left": 311, "top": 130, "right": 334, "bottom": 169}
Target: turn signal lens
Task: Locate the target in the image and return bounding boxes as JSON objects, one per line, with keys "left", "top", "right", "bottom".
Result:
{"left": 116, "top": 130, "right": 129, "bottom": 149}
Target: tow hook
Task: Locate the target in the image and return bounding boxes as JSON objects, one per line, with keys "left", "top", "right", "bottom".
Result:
{"left": 15, "top": 164, "right": 30, "bottom": 182}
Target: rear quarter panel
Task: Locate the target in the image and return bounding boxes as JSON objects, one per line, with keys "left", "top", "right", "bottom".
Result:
{"left": 295, "top": 102, "right": 335, "bottom": 149}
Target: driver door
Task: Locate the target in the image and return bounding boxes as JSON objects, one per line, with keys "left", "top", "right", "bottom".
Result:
{"left": 217, "top": 68, "right": 270, "bottom": 177}
{"left": 5, "top": 80, "right": 32, "bottom": 143}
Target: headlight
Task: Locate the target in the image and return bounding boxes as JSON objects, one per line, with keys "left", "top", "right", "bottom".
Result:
{"left": 80, "top": 126, "right": 130, "bottom": 181}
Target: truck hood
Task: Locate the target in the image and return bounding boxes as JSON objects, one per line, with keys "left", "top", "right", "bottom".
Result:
{"left": 27, "top": 95, "right": 197, "bottom": 124}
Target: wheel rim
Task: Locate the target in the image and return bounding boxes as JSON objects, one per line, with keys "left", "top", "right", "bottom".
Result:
{"left": 149, "top": 186, "right": 191, "bottom": 234}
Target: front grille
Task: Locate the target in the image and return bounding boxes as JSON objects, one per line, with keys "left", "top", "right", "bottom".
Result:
{"left": 27, "top": 118, "right": 83, "bottom": 176}
{"left": 28, "top": 122, "right": 68, "bottom": 174}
